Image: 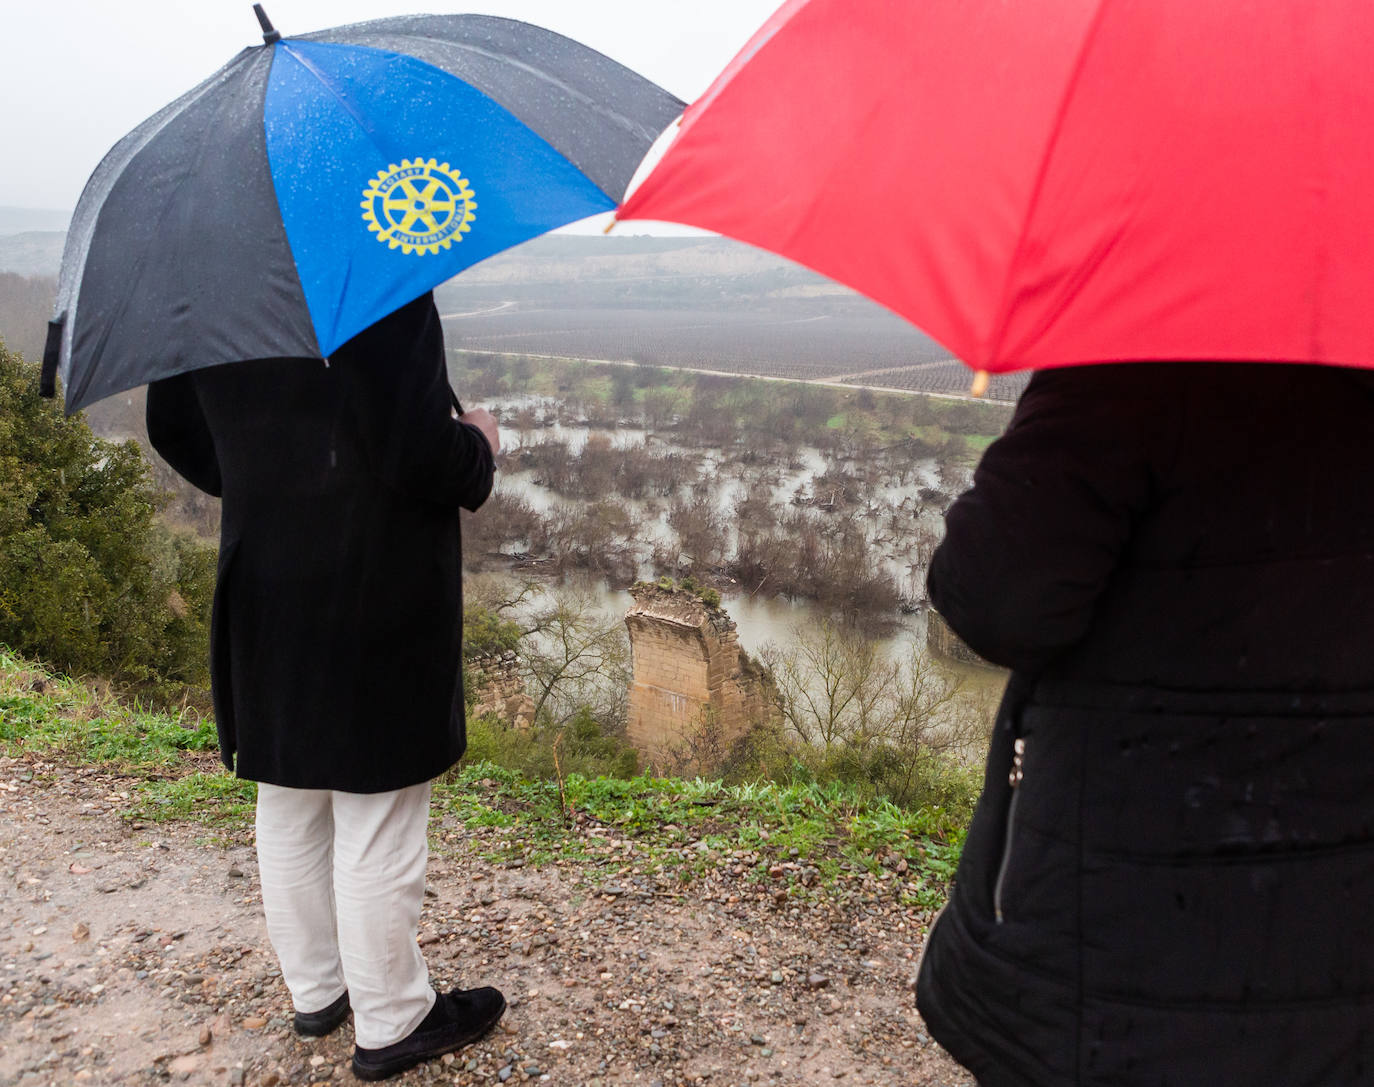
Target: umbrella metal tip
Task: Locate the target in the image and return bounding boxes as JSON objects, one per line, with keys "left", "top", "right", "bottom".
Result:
{"left": 253, "top": 3, "right": 282, "bottom": 44}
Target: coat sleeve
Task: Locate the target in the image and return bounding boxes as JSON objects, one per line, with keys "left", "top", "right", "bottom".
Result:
{"left": 145, "top": 373, "right": 223, "bottom": 497}
{"left": 335, "top": 294, "right": 495, "bottom": 512}
{"left": 928, "top": 365, "right": 1176, "bottom": 675}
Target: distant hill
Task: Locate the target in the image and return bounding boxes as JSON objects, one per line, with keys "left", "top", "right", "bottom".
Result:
{"left": 0, "top": 229, "right": 848, "bottom": 306}
{"left": 0, "top": 228, "right": 1016, "bottom": 400}
{"left": 0, "top": 207, "right": 71, "bottom": 235}
{"left": 453, "top": 234, "right": 817, "bottom": 285}
{"left": 0, "top": 232, "right": 65, "bottom": 277}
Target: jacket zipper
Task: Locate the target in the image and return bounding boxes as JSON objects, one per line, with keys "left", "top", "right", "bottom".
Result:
{"left": 993, "top": 736, "right": 1025, "bottom": 925}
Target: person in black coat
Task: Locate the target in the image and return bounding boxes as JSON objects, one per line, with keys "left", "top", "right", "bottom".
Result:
{"left": 147, "top": 293, "right": 506, "bottom": 1079}
{"left": 915, "top": 362, "right": 1374, "bottom": 1086}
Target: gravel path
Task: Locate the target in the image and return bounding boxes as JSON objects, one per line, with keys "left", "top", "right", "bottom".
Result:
{"left": 0, "top": 754, "right": 973, "bottom": 1086}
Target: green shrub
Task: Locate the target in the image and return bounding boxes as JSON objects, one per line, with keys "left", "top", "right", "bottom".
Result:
{"left": 459, "top": 705, "right": 638, "bottom": 781}
{"left": 719, "top": 723, "right": 980, "bottom": 829}
{"left": 461, "top": 602, "right": 524, "bottom": 709}
{"left": 463, "top": 603, "right": 522, "bottom": 658}
{"left": 0, "top": 342, "right": 215, "bottom": 699}
{"left": 638, "top": 575, "right": 721, "bottom": 610}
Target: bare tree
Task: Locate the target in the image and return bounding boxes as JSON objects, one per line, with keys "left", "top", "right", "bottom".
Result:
{"left": 761, "top": 619, "right": 889, "bottom": 754}
{"left": 643, "top": 385, "right": 686, "bottom": 430}
{"left": 885, "top": 648, "right": 970, "bottom": 757}
{"left": 519, "top": 585, "right": 631, "bottom": 728}
{"left": 761, "top": 620, "right": 976, "bottom": 771}
{"left": 512, "top": 406, "right": 539, "bottom": 448}
{"left": 463, "top": 572, "right": 543, "bottom": 617}
{"left": 461, "top": 487, "right": 546, "bottom": 566}
{"left": 667, "top": 490, "right": 725, "bottom": 575}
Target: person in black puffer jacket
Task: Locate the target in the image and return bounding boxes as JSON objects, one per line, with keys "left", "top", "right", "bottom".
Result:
{"left": 916, "top": 361, "right": 1374, "bottom": 1086}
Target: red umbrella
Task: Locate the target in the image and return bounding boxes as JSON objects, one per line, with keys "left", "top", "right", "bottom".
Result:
{"left": 617, "top": 0, "right": 1374, "bottom": 378}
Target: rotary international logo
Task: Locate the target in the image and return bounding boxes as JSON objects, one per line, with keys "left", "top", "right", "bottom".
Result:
{"left": 360, "top": 158, "right": 477, "bottom": 255}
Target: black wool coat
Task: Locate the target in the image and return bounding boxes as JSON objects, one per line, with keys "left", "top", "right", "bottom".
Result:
{"left": 147, "top": 294, "right": 494, "bottom": 793}
{"left": 917, "top": 363, "right": 1374, "bottom": 1086}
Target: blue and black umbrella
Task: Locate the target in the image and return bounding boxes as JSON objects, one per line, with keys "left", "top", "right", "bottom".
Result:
{"left": 43, "top": 8, "right": 683, "bottom": 412}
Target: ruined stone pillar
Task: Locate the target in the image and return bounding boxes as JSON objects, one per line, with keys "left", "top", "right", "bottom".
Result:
{"left": 624, "top": 584, "right": 779, "bottom": 762}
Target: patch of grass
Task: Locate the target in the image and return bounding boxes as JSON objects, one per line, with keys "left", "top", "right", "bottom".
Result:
{"left": 964, "top": 434, "right": 998, "bottom": 453}
{"left": 523, "top": 364, "right": 560, "bottom": 397}
{"left": 2, "top": 648, "right": 252, "bottom": 830}
{"left": 433, "top": 764, "right": 964, "bottom": 909}
{"left": 130, "top": 773, "right": 257, "bottom": 827}
{"left": 909, "top": 423, "right": 951, "bottom": 444}
{"left": 574, "top": 374, "right": 614, "bottom": 404}
{"left": 1, "top": 648, "right": 215, "bottom": 771}
{"left": 455, "top": 712, "right": 639, "bottom": 782}
{"left": 2, "top": 649, "right": 968, "bottom": 907}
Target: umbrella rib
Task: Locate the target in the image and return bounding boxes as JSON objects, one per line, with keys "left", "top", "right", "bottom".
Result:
{"left": 74, "top": 53, "right": 274, "bottom": 408}
{"left": 318, "top": 32, "right": 681, "bottom": 199}
{"left": 277, "top": 41, "right": 393, "bottom": 355}
{"left": 326, "top": 250, "right": 357, "bottom": 352}
{"left": 985, "top": 0, "right": 1114, "bottom": 367}
{"left": 58, "top": 48, "right": 262, "bottom": 406}
{"left": 279, "top": 43, "right": 394, "bottom": 160}
{"left": 393, "top": 33, "right": 671, "bottom": 141}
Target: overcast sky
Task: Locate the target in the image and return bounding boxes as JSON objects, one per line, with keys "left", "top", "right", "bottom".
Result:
{"left": 0, "top": 0, "right": 782, "bottom": 213}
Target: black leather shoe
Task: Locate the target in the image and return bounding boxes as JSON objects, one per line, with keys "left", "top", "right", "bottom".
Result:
{"left": 351, "top": 986, "right": 506, "bottom": 1081}
{"left": 293, "top": 990, "right": 351, "bottom": 1037}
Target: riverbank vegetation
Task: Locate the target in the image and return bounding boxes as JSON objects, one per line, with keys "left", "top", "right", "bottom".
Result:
{"left": 1, "top": 648, "right": 968, "bottom": 908}
{"left": 461, "top": 575, "right": 988, "bottom": 816}
{"left": 451, "top": 349, "right": 1010, "bottom": 460}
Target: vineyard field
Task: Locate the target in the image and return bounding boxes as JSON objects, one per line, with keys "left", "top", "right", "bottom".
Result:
{"left": 442, "top": 304, "right": 1027, "bottom": 402}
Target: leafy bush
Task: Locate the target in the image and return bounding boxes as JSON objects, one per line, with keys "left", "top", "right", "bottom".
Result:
{"left": 459, "top": 705, "right": 639, "bottom": 781}
{"left": 719, "top": 722, "right": 980, "bottom": 829}
{"left": 463, "top": 603, "right": 522, "bottom": 658}
{"left": 0, "top": 342, "right": 216, "bottom": 699}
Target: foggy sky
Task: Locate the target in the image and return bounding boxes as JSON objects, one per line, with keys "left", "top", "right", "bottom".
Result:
{"left": 0, "top": 0, "right": 783, "bottom": 212}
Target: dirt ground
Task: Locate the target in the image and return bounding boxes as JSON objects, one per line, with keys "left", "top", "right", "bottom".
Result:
{"left": 0, "top": 753, "right": 974, "bottom": 1087}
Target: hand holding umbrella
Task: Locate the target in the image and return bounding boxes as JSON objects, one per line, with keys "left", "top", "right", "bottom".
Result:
{"left": 458, "top": 406, "right": 501, "bottom": 456}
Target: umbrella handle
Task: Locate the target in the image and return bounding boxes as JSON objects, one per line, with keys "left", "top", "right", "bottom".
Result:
{"left": 40, "top": 314, "right": 64, "bottom": 399}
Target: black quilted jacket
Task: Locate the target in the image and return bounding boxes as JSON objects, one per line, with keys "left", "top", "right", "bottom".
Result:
{"left": 917, "top": 362, "right": 1374, "bottom": 1086}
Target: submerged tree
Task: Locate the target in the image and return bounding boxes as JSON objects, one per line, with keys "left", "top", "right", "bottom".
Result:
{"left": 463, "top": 577, "right": 632, "bottom": 731}
{"left": 760, "top": 618, "right": 988, "bottom": 809}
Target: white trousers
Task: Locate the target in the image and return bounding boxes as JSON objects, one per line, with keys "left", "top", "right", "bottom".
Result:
{"left": 254, "top": 781, "right": 437, "bottom": 1049}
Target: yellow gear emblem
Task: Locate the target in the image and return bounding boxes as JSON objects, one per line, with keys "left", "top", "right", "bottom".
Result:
{"left": 360, "top": 158, "right": 477, "bottom": 255}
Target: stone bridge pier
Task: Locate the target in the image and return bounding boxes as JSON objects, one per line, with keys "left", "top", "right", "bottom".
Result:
{"left": 624, "top": 584, "right": 779, "bottom": 763}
